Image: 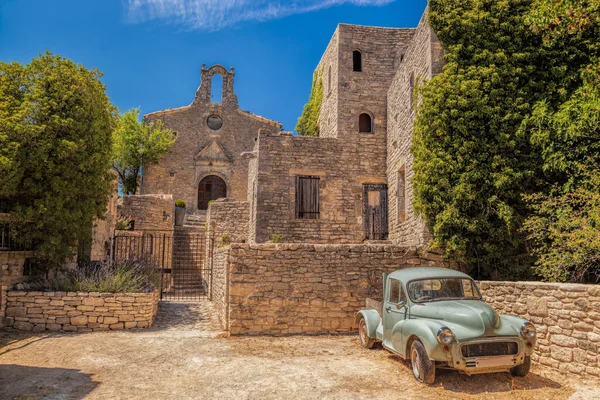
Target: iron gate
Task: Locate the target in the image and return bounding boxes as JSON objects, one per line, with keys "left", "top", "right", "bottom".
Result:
{"left": 363, "top": 184, "right": 389, "bottom": 241}
{"left": 113, "top": 232, "right": 213, "bottom": 302}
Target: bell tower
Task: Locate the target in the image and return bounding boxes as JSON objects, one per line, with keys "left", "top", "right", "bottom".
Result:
{"left": 194, "top": 64, "right": 239, "bottom": 108}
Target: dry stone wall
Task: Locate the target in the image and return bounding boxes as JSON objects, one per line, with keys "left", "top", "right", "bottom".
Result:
{"left": 211, "top": 246, "right": 230, "bottom": 331}
{"left": 3, "top": 291, "right": 159, "bottom": 332}
{"left": 120, "top": 194, "right": 175, "bottom": 231}
{"left": 479, "top": 281, "right": 600, "bottom": 378}
{"left": 206, "top": 198, "right": 249, "bottom": 247}
{"left": 216, "top": 243, "right": 448, "bottom": 335}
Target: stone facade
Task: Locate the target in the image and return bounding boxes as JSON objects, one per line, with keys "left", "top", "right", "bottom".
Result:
{"left": 387, "top": 13, "right": 443, "bottom": 246}
{"left": 213, "top": 243, "right": 448, "bottom": 335}
{"left": 120, "top": 194, "right": 175, "bottom": 232}
{"left": 3, "top": 290, "right": 159, "bottom": 332}
{"left": 0, "top": 252, "right": 34, "bottom": 328}
{"left": 206, "top": 198, "right": 249, "bottom": 248}
{"left": 479, "top": 281, "right": 600, "bottom": 378}
{"left": 142, "top": 65, "right": 281, "bottom": 214}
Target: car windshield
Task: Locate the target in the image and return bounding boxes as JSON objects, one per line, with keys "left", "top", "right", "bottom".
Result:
{"left": 407, "top": 278, "right": 482, "bottom": 303}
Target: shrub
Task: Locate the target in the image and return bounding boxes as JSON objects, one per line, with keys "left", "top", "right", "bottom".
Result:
{"left": 32, "top": 257, "right": 161, "bottom": 293}
{"left": 175, "top": 199, "right": 186, "bottom": 208}
{"left": 270, "top": 232, "right": 285, "bottom": 243}
{"left": 115, "top": 215, "right": 133, "bottom": 231}
{"left": 219, "top": 233, "right": 232, "bottom": 247}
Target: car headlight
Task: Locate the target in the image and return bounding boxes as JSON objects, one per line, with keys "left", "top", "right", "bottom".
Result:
{"left": 521, "top": 322, "right": 536, "bottom": 339}
{"left": 437, "top": 327, "right": 454, "bottom": 345}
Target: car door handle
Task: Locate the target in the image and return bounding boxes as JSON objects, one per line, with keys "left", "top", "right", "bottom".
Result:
{"left": 385, "top": 307, "right": 392, "bottom": 313}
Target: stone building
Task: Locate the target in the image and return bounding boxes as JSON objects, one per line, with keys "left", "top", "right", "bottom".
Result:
{"left": 142, "top": 64, "right": 281, "bottom": 217}
{"left": 246, "top": 12, "right": 443, "bottom": 245}
{"left": 142, "top": 10, "right": 442, "bottom": 247}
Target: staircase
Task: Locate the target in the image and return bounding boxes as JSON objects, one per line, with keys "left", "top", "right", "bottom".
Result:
{"left": 184, "top": 213, "right": 206, "bottom": 229}
{"left": 171, "top": 227, "right": 207, "bottom": 291}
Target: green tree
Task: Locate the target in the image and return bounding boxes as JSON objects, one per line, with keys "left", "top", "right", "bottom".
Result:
{"left": 296, "top": 69, "right": 323, "bottom": 136}
{"left": 0, "top": 52, "right": 115, "bottom": 268}
{"left": 411, "top": 0, "right": 589, "bottom": 279}
{"left": 521, "top": 0, "right": 600, "bottom": 282}
{"left": 111, "top": 108, "right": 175, "bottom": 195}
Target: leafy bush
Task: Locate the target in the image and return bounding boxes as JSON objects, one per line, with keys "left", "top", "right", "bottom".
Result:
{"left": 175, "top": 199, "right": 186, "bottom": 208}
{"left": 115, "top": 215, "right": 133, "bottom": 231}
{"left": 219, "top": 233, "right": 231, "bottom": 247}
{"left": 33, "top": 257, "right": 161, "bottom": 293}
{"left": 296, "top": 68, "right": 323, "bottom": 136}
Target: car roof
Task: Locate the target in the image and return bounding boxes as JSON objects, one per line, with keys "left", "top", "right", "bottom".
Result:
{"left": 387, "top": 267, "right": 472, "bottom": 282}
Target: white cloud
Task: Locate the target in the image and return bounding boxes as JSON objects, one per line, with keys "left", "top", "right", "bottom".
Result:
{"left": 125, "top": 0, "right": 397, "bottom": 31}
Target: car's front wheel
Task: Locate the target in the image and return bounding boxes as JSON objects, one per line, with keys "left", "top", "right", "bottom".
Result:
{"left": 357, "top": 315, "right": 375, "bottom": 349}
{"left": 410, "top": 340, "right": 436, "bottom": 384}
{"left": 511, "top": 356, "right": 531, "bottom": 377}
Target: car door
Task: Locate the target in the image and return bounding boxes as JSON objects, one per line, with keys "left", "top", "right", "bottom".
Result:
{"left": 382, "top": 278, "right": 408, "bottom": 352}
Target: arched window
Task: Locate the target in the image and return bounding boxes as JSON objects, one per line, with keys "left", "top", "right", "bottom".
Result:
{"left": 353, "top": 50, "right": 362, "bottom": 72}
{"left": 359, "top": 113, "right": 373, "bottom": 133}
{"left": 211, "top": 74, "right": 223, "bottom": 103}
{"left": 198, "top": 175, "right": 227, "bottom": 210}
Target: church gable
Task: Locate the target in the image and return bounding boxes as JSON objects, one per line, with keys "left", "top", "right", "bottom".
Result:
{"left": 194, "top": 140, "right": 233, "bottom": 162}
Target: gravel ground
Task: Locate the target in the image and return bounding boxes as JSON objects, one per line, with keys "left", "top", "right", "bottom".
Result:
{"left": 0, "top": 303, "right": 598, "bottom": 400}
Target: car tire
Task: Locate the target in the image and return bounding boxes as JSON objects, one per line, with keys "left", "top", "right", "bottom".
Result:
{"left": 358, "top": 315, "right": 375, "bottom": 349}
{"left": 511, "top": 355, "right": 531, "bottom": 377}
{"left": 410, "top": 340, "right": 435, "bottom": 385}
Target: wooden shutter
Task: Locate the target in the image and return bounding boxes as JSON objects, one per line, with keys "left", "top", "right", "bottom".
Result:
{"left": 296, "top": 176, "right": 320, "bottom": 219}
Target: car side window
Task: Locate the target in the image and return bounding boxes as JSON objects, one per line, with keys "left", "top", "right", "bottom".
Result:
{"left": 388, "top": 279, "right": 406, "bottom": 304}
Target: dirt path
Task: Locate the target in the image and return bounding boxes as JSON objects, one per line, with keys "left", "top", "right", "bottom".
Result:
{"left": 1, "top": 326, "right": 597, "bottom": 400}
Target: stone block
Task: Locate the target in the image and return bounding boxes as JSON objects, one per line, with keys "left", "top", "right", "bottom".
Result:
{"left": 83, "top": 298, "right": 105, "bottom": 307}
{"left": 70, "top": 315, "right": 88, "bottom": 326}
{"left": 47, "top": 324, "right": 62, "bottom": 331}
{"left": 527, "top": 297, "right": 548, "bottom": 317}
{"left": 109, "top": 322, "right": 124, "bottom": 330}
{"left": 550, "top": 346, "right": 572, "bottom": 362}
{"left": 103, "top": 317, "right": 119, "bottom": 325}
{"left": 119, "top": 314, "right": 135, "bottom": 322}
{"left": 13, "top": 321, "right": 34, "bottom": 331}
{"left": 124, "top": 321, "right": 137, "bottom": 329}
{"left": 5, "top": 307, "right": 26, "bottom": 317}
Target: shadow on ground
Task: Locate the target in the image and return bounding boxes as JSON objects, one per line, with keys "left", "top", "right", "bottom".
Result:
{"left": 390, "top": 354, "right": 564, "bottom": 395}
{"left": 0, "top": 364, "right": 99, "bottom": 399}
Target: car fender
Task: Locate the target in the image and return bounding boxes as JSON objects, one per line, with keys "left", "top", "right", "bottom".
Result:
{"left": 356, "top": 310, "right": 381, "bottom": 339}
{"left": 399, "top": 319, "right": 446, "bottom": 360}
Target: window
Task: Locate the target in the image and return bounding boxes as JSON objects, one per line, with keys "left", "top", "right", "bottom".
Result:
{"left": 295, "top": 176, "right": 320, "bottom": 219}
{"left": 388, "top": 279, "right": 406, "bottom": 304}
{"left": 207, "top": 115, "right": 223, "bottom": 130}
{"left": 353, "top": 50, "right": 362, "bottom": 72}
{"left": 359, "top": 113, "right": 373, "bottom": 133}
{"left": 398, "top": 166, "right": 406, "bottom": 222}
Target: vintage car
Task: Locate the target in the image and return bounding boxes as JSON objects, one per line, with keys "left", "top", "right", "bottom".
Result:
{"left": 356, "top": 267, "right": 536, "bottom": 384}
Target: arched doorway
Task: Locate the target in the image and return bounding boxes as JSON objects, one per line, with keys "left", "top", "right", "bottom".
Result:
{"left": 198, "top": 175, "right": 227, "bottom": 210}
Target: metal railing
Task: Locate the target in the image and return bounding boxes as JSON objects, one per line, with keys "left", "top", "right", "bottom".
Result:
{"left": 0, "top": 222, "right": 35, "bottom": 252}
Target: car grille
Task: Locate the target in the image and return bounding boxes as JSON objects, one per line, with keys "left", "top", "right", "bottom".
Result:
{"left": 461, "top": 341, "right": 519, "bottom": 358}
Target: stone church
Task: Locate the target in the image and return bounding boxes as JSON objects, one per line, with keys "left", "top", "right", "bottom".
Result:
{"left": 141, "top": 64, "right": 281, "bottom": 215}
{"left": 141, "top": 11, "right": 443, "bottom": 247}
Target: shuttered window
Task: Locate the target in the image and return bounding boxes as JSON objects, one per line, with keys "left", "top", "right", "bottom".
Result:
{"left": 295, "top": 176, "right": 320, "bottom": 219}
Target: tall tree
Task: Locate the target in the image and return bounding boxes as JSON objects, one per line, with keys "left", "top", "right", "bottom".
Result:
{"left": 111, "top": 108, "right": 175, "bottom": 195}
{"left": 0, "top": 52, "right": 115, "bottom": 268}
{"left": 411, "top": 0, "right": 589, "bottom": 279}
{"left": 521, "top": 0, "right": 600, "bottom": 282}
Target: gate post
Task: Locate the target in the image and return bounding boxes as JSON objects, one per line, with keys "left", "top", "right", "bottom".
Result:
{"left": 160, "top": 233, "right": 166, "bottom": 301}
{"left": 209, "top": 230, "right": 215, "bottom": 301}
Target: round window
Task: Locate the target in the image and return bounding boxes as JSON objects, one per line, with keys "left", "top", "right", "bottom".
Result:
{"left": 207, "top": 115, "right": 223, "bottom": 130}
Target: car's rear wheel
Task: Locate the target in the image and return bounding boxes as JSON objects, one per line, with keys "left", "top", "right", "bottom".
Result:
{"left": 358, "top": 315, "right": 375, "bottom": 349}
{"left": 410, "top": 340, "right": 436, "bottom": 384}
{"left": 511, "top": 356, "right": 531, "bottom": 377}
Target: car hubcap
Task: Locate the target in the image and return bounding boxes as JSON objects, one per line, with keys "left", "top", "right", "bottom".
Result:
{"left": 411, "top": 349, "right": 420, "bottom": 380}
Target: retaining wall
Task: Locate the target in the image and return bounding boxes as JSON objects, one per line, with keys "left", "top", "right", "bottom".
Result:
{"left": 3, "top": 290, "right": 159, "bottom": 332}
{"left": 214, "top": 243, "right": 449, "bottom": 335}
{"left": 480, "top": 281, "right": 600, "bottom": 378}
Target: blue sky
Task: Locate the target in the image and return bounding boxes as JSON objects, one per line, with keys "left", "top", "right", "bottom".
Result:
{"left": 0, "top": 0, "right": 427, "bottom": 132}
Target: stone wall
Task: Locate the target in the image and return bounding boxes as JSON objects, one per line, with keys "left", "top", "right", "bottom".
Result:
{"left": 316, "top": 28, "right": 339, "bottom": 139}
{"left": 250, "top": 131, "right": 389, "bottom": 243}
{"left": 387, "top": 12, "right": 443, "bottom": 247}
{"left": 89, "top": 171, "right": 119, "bottom": 262}
{"left": 142, "top": 65, "right": 281, "bottom": 212}
{"left": 479, "top": 281, "right": 600, "bottom": 378}
{"left": 3, "top": 290, "right": 159, "bottom": 332}
{"left": 0, "top": 251, "right": 34, "bottom": 328}
{"left": 120, "top": 194, "right": 175, "bottom": 231}
{"left": 217, "top": 243, "right": 448, "bottom": 335}
{"left": 206, "top": 198, "right": 249, "bottom": 247}
{"left": 211, "top": 246, "right": 230, "bottom": 331}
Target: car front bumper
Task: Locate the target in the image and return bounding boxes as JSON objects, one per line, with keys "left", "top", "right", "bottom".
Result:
{"left": 438, "top": 336, "right": 534, "bottom": 375}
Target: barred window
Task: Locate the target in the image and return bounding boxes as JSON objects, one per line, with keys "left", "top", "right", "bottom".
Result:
{"left": 295, "top": 176, "right": 320, "bottom": 219}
